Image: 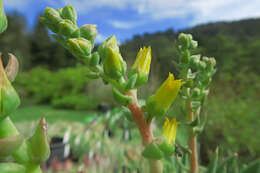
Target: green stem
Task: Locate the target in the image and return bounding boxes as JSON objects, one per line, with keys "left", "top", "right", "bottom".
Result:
{"left": 187, "top": 101, "right": 199, "bottom": 173}
{"left": 126, "top": 90, "right": 163, "bottom": 173}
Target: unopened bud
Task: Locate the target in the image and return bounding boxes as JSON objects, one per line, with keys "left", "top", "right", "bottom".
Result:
{"left": 58, "top": 19, "right": 79, "bottom": 37}
{"left": 40, "top": 7, "right": 62, "bottom": 33}
{"left": 67, "top": 37, "right": 92, "bottom": 60}
{"left": 61, "top": 5, "right": 77, "bottom": 24}
{"left": 80, "top": 24, "right": 98, "bottom": 44}
{"left": 98, "top": 36, "right": 126, "bottom": 80}
{"left": 129, "top": 46, "right": 151, "bottom": 87}
{"left": 28, "top": 117, "right": 50, "bottom": 164}
{"left": 103, "top": 47, "right": 126, "bottom": 80}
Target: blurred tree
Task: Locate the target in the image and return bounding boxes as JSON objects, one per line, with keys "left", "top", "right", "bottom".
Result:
{"left": 0, "top": 14, "right": 31, "bottom": 70}
{"left": 30, "top": 20, "right": 76, "bottom": 70}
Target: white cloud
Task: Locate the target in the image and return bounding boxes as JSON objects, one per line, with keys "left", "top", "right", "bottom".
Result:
{"left": 109, "top": 20, "right": 142, "bottom": 29}
{"left": 55, "top": 0, "right": 260, "bottom": 26}
{"left": 6, "top": 0, "right": 260, "bottom": 27}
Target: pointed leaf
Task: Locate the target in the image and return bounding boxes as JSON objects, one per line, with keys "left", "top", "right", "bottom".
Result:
{"left": 112, "top": 88, "right": 133, "bottom": 105}
{"left": 28, "top": 117, "right": 50, "bottom": 164}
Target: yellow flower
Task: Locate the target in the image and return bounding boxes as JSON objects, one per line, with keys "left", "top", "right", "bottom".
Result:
{"left": 162, "top": 117, "right": 179, "bottom": 144}
{"left": 146, "top": 73, "right": 185, "bottom": 117}
{"left": 129, "top": 46, "right": 151, "bottom": 87}
{"left": 132, "top": 46, "right": 151, "bottom": 75}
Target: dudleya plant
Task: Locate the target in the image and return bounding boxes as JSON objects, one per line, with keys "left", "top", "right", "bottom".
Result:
{"left": 40, "top": 4, "right": 260, "bottom": 173}
{"left": 40, "top": 5, "right": 184, "bottom": 172}
{"left": 0, "top": 1, "right": 50, "bottom": 172}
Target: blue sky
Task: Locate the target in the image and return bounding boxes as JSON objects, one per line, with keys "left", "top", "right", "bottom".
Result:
{"left": 3, "top": 0, "right": 260, "bottom": 43}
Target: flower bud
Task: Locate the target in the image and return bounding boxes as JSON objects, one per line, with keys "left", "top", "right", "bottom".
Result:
{"left": 58, "top": 19, "right": 79, "bottom": 37}
{"left": 178, "top": 33, "right": 197, "bottom": 50}
{"left": 98, "top": 36, "right": 126, "bottom": 80}
{"left": 0, "top": 0, "right": 7, "bottom": 33}
{"left": 162, "top": 117, "right": 179, "bottom": 144}
{"left": 40, "top": 7, "right": 62, "bottom": 33}
{"left": 0, "top": 54, "right": 20, "bottom": 120}
{"left": 61, "top": 4, "right": 77, "bottom": 24}
{"left": 80, "top": 24, "right": 98, "bottom": 44}
{"left": 146, "top": 73, "right": 184, "bottom": 117}
{"left": 103, "top": 47, "right": 126, "bottom": 80}
{"left": 190, "top": 55, "right": 201, "bottom": 67}
{"left": 67, "top": 37, "right": 92, "bottom": 60}
{"left": 28, "top": 117, "right": 50, "bottom": 164}
{"left": 129, "top": 46, "right": 151, "bottom": 87}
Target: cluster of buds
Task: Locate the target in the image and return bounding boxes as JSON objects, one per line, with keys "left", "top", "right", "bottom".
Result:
{"left": 0, "top": 53, "right": 50, "bottom": 172}
{"left": 177, "top": 33, "right": 216, "bottom": 133}
{"left": 40, "top": 5, "right": 98, "bottom": 67}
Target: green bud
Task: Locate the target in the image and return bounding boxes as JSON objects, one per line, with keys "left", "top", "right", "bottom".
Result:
{"left": 67, "top": 37, "right": 92, "bottom": 60}
{"left": 0, "top": 135, "right": 24, "bottom": 159}
{"left": 178, "top": 33, "right": 192, "bottom": 50}
{"left": 99, "top": 36, "right": 126, "bottom": 80}
{"left": 103, "top": 47, "right": 127, "bottom": 80}
{"left": 80, "top": 24, "right": 98, "bottom": 44}
{"left": 0, "top": 54, "right": 20, "bottom": 120}
{"left": 98, "top": 35, "right": 119, "bottom": 60}
{"left": 56, "top": 8, "right": 63, "bottom": 16}
{"left": 198, "top": 61, "right": 207, "bottom": 70}
{"left": 27, "top": 117, "right": 50, "bottom": 164}
{"left": 41, "top": 7, "right": 62, "bottom": 33}
{"left": 61, "top": 5, "right": 77, "bottom": 24}
{"left": 58, "top": 19, "right": 79, "bottom": 37}
{"left": 190, "top": 55, "right": 201, "bottom": 67}
{"left": 190, "top": 40, "right": 198, "bottom": 50}
{"left": 0, "top": 0, "right": 8, "bottom": 33}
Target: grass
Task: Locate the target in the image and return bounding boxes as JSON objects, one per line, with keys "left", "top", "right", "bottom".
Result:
{"left": 10, "top": 105, "right": 98, "bottom": 124}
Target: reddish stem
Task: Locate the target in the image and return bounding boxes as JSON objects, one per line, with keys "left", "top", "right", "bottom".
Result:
{"left": 126, "top": 90, "right": 153, "bottom": 146}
